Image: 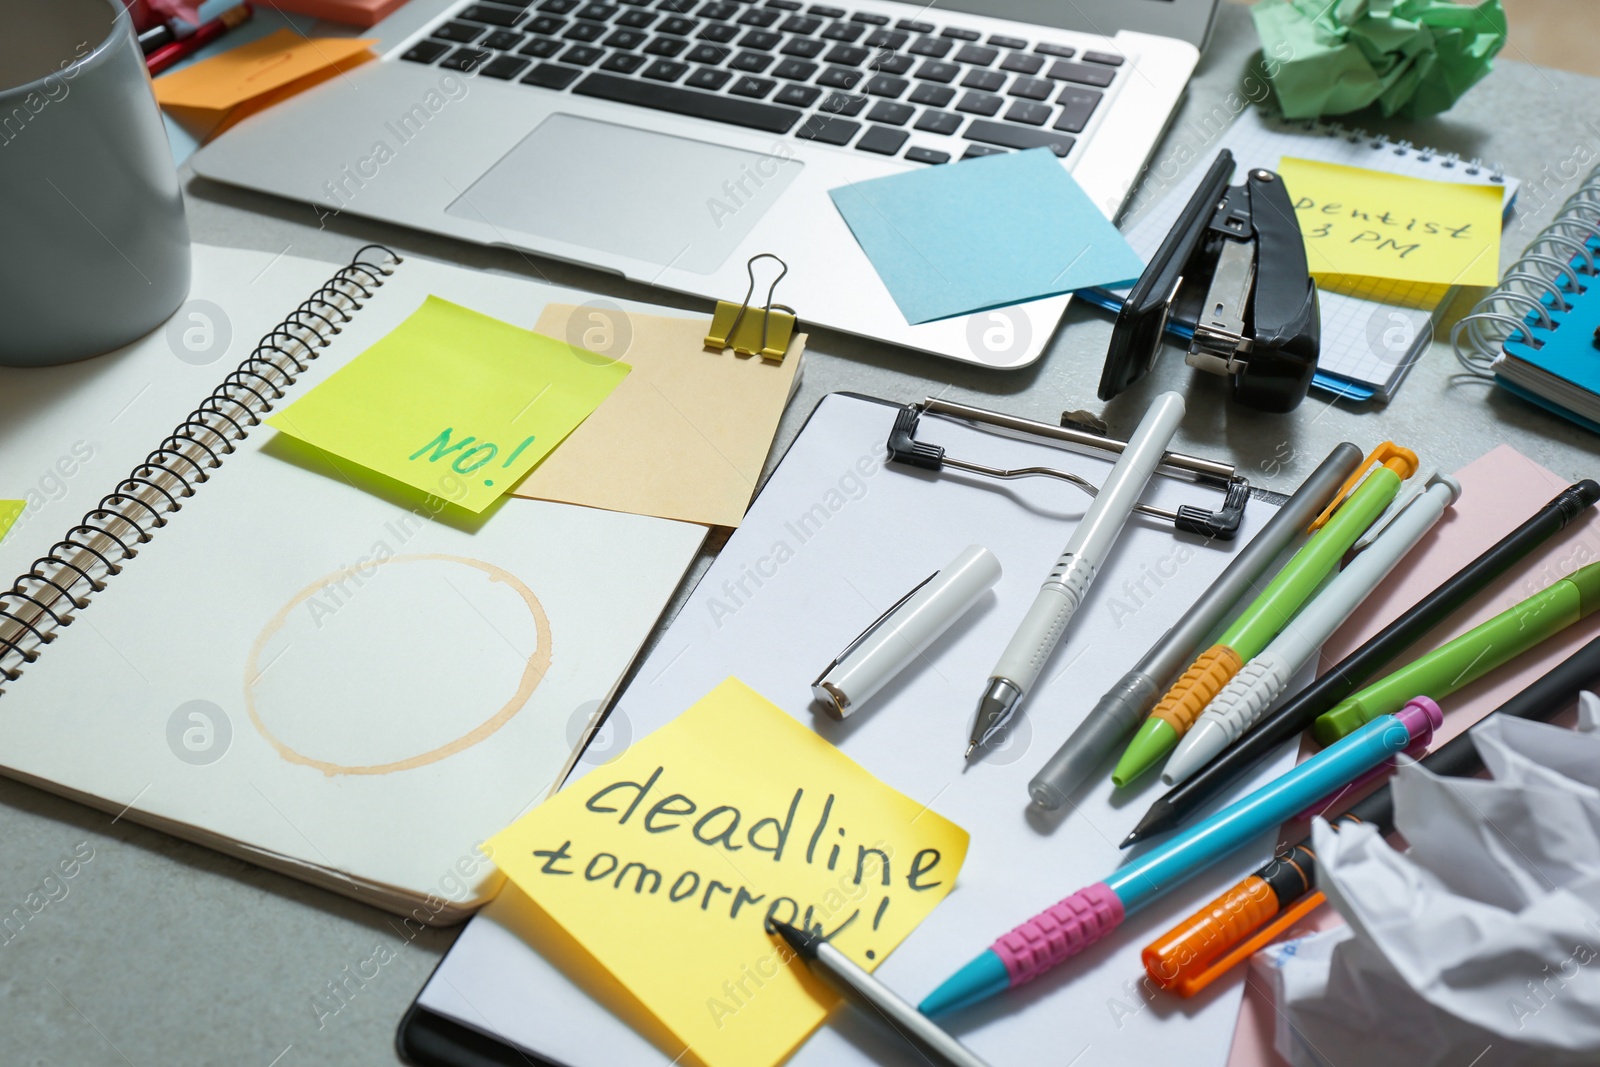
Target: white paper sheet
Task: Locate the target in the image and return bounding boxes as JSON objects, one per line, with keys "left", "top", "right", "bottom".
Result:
{"left": 418, "top": 392, "right": 1298, "bottom": 1066}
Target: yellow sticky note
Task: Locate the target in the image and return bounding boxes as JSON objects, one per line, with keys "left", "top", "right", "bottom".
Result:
{"left": 490, "top": 678, "right": 969, "bottom": 1067}
{"left": 268, "top": 296, "right": 630, "bottom": 514}
{"left": 154, "top": 30, "right": 376, "bottom": 141}
{"left": 0, "top": 500, "right": 23, "bottom": 542}
{"left": 1278, "top": 157, "right": 1502, "bottom": 288}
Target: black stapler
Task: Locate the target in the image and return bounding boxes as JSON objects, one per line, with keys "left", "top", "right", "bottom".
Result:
{"left": 1098, "top": 149, "right": 1320, "bottom": 413}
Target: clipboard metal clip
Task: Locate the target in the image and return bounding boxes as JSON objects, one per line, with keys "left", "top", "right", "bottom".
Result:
{"left": 886, "top": 398, "right": 1253, "bottom": 540}
{"left": 705, "top": 253, "right": 797, "bottom": 361}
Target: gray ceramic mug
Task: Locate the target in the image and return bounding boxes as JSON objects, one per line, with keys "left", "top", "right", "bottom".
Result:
{"left": 0, "top": 0, "right": 191, "bottom": 366}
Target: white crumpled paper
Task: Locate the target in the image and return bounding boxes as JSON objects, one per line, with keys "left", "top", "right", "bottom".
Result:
{"left": 1254, "top": 693, "right": 1600, "bottom": 1067}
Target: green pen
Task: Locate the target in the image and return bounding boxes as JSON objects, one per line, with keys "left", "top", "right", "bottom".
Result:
{"left": 1314, "top": 560, "right": 1600, "bottom": 746}
{"left": 1111, "top": 443, "right": 1419, "bottom": 787}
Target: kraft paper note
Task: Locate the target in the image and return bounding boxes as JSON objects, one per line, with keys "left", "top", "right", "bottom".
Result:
{"left": 153, "top": 30, "right": 376, "bottom": 142}
{"left": 512, "top": 305, "right": 803, "bottom": 528}
{"left": 1279, "top": 157, "right": 1502, "bottom": 288}
{"left": 268, "top": 296, "right": 629, "bottom": 514}
{"left": 0, "top": 500, "right": 22, "bottom": 543}
{"left": 489, "top": 677, "right": 969, "bottom": 1067}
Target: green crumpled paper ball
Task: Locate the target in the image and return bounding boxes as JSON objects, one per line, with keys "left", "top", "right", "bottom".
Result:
{"left": 1251, "top": 0, "right": 1507, "bottom": 120}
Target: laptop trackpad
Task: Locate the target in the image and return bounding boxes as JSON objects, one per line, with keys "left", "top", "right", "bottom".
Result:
{"left": 445, "top": 113, "right": 802, "bottom": 276}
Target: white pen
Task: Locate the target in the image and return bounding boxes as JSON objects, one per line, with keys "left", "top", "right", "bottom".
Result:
{"left": 967, "top": 391, "right": 1185, "bottom": 759}
{"left": 1161, "top": 471, "right": 1463, "bottom": 785}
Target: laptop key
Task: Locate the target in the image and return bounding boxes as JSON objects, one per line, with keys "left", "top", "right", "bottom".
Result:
{"left": 1082, "top": 50, "right": 1124, "bottom": 66}
{"left": 864, "top": 29, "right": 907, "bottom": 49}
{"left": 963, "top": 144, "right": 1006, "bottom": 158}
{"left": 538, "top": 0, "right": 578, "bottom": 10}
{"left": 700, "top": 1, "right": 739, "bottom": 16}
{"left": 616, "top": 9, "right": 656, "bottom": 25}
{"left": 1048, "top": 60, "right": 1114, "bottom": 87}
{"left": 484, "top": 29, "right": 526, "bottom": 49}
{"left": 605, "top": 28, "right": 648, "bottom": 47}
{"left": 940, "top": 27, "right": 980, "bottom": 40}
{"left": 440, "top": 47, "right": 492, "bottom": 71}
{"left": 684, "top": 43, "right": 729, "bottom": 62}
{"left": 850, "top": 12, "right": 888, "bottom": 24}
{"left": 563, "top": 21, "right": 605, "bottom": 40}
{"left": 480, "top": 54, "right": 533, "bottom": 78}
{"left": 573, "top": 71, "right": 804, "bottom": 132}
{"left": 955, "top": 91, "right": 1002, "bottom": 116}
{"left": 432, "top": 21, "right": 486, "bottom": 42}
{"left": 856, "top": 125, "right": 907, "bottom": 154}
{"left": 913, "top": 109, "right": 961, "bottom": 134}
{"left": 817, "top": 66, "right": 861, "bottom": 88}
{"left": 729, "top": 75, "right": 777, "bottom": 98}
{"left": 1000, "top": 51, "right": 1043, "bottom": 74}
{"left": 954, "top": 44, "right": 998, "bottom": 66}
{"left": 528, "top": 14, "right": 567, "bottom": 32}
{"left": 729, "top": 50, "right": 773, "bottom": 71}
{"left": 907, "top": 36, "right": 950, "bottom": 57}
{"left": 560, "top": 44, "right": 606, "bottom": 64}
{"left": 823, "top": 43, "right": 868, "bottom": 65}
{"left": 796, "top": 114, "right": 859, "bottom": 145}
{"left": 698, "top": 22, "right": 738, "bottom": 41}
{"left": 518, "top": 37, "right": 564, "bottom": 56}
{"left": 964, "top": 118, "right": 1075, "bottom": 155}
{"left": 658, "top": 15, "right": 698, "bottom": 33}
{"left": 1035, "top": 42, "right": 1073, "bottom": 57}
{"left": 739, "top": 29, "right": 781, "bottom": 49}
{"left": 601, "top": 50, "right": 648, "bottom": 71}
{"left": 1004, "top": 100, "right": 1050, "bottom": 125}
{"left": 771, "top": 58, "right": 817, "bottom": 79}
{"left": 773, "top": 83, "right": 821, "bottom": 106}
{"left": 781, "top": 15, "right": 821, "bottom": 33}
{"left": 737, "top": 7, "right": 779, "bottom": 25}
{"left": 685, "top": 65, "right": 731, "bottom": 88}
{"left": 645, "top": 36, "right": 689, "bottom": 54}
{"left": 522, "top": 61, "right": 584, "bottom": 87}
{"left": 461, "top": 4, "right": 527, "bottom": 26}
{"left": 766, "top": 0, "right": 803, "bottom": 9}
{"left": 961, "top": 69, "right": 1004, "bottom": 91}
{"left": 821, "top": 21, "right": 863, "bottom": 41}
{"left": 864, "top": 74, "right": 909, "bottom": 98}
{"left": 896, "top": 19, "right": 934, "bottom": 33}
{"left": 642, "top": 58, "right": 690, "bottom": 79}
{"left": 808, "top": 4, "right": 845, "bottom": 16}
{"left": 914, "top": 60, "right": 958, "bottom": 82}
{"left": 988, "top": 34, "right": 1027, "bottom": 49}
{"left": 868, "top": 52, "right": 913, "bottom": 75}
{"left": 1008, "top": 75, "right": 1051, "bottom": 99}
{"left": 1053, "top": 86, "right": 1101, "bottom": 132}
{"left": 402, "top": 40, "right": 451, "bottom": 63}
{"left": 573, "top": 2, "right": 617, "bottom": 19}
{"left": 819, "top": 90, "right": 866, "bottom": 115}
{"left": 780, "top": 36, "right": 824, "bottom": 57}
{"left": 905, "top": 146, "right": 949, "bottom": 164}
{"left": 908, "top": 82, "right": 953, "bottom": 107}
{"left": 865, "top": 100, "right": 913, "bottom": 125}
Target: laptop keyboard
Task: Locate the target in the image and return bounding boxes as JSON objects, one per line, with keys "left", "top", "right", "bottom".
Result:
{"left": 399, "top": 0, "right": 1122, "bottom": 163}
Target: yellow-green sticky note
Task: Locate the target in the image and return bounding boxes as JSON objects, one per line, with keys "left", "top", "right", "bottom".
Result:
{"left": 1279, "top": 157, "right": 1502, "bottom": 288}
{"left": 490, "top": 678, "right": 969, "bottom": 1067}
{"left": 268, "top": 296, "right": 630, "bottom": 513}
{"left": 0, "top": 500, "right": 23, "bottom": 542}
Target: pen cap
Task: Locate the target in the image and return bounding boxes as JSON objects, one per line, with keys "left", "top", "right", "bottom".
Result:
{"left": 813, "top": 545, "right": 1001, "bottom": 718}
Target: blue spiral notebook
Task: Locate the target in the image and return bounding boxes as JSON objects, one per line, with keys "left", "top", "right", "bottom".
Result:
{"left": 1492, "top": 236, "right": 1600, "bottom": 431}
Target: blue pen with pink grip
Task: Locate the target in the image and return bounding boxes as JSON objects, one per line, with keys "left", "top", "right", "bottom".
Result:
{"left": 919, "top": 696, "right": 1442, "bottom": 1015}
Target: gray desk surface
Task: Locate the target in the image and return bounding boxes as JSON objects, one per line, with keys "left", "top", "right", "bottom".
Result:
{"left": 5, "top": 5, "right": 1599, "bottom": 1065}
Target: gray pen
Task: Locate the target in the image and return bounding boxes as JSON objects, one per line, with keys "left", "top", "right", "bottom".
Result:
{"left": 1026, "top": 441, "right": 1365, "bottom": 810}
{"left": 768, "top": 921, "right": 993, "bottom": 1067}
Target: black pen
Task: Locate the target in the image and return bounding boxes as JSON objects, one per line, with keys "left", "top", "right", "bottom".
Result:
{"left": 767, "top": 921, "right": 992, "bottom": 1067}
{"left": 1123, "top": 478, "right": 1600, "bottom": 847}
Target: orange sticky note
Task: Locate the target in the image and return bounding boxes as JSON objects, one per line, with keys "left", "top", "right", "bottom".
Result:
{"left": 154, "top": 30, "right": 376, "bottom": 142}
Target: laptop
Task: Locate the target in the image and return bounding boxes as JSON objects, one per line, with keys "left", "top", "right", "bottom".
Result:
{"left": 191, "top": 0, "right": 1212, "bottom": 369}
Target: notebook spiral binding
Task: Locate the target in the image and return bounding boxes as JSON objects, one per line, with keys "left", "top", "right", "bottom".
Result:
{"left": 0, "top": 245, "right": 403, "bottom": 692}
{"left": 1263, "top": 111, "right": 1506, "bottom": 184}
{"left": 1452, "top": 162, "right": 1600, "bottom": 376}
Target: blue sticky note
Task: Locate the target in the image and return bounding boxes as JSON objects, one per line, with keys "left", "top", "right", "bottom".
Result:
{"left": 829, "top": 148, "right": 1145, "bottom": 325}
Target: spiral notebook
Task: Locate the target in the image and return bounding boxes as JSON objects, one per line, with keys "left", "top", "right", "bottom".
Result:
{"left": 1454, "top": 160, "right": 1600, "bottom": 432}
{"left": 0, "top": 244, "right": 707, "bottom": 921}
{"left": 1083, "top": 108, "right": 1520, "bottom": 403}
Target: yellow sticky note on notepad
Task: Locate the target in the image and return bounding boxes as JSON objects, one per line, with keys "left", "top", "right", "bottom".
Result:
{"left": 0, "top": 500, "right": 23, "bottom": 542}
{"left": 1278, "top": 157, "right": 1502, "bottom": 288}
{"left": 268, "top": 296, "right": 629, "bottom": 514}
{"left": 489, "top": 678, "right": 969, "bottom": 1067}
{"left": 153, "top": 30, "right": 377, "bottom": 141}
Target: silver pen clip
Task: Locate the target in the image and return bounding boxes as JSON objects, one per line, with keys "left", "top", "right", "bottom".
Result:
{"left": 1351, "top": 470, "right": 1448, "bottom": 553}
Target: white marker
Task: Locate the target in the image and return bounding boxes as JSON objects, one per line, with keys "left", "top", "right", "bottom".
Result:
{"left": 967, "top": 391, "right": 1185, "bottom": 758}
{"left": 1162, "top": 471, "right": 1462, "bottom": 785}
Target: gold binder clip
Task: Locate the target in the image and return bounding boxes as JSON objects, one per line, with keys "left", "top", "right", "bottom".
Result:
{"left": 705, "top": 253, "right": 796, "bottom": 361}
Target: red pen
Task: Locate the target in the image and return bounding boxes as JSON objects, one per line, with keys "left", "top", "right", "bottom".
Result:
{"left": 146, "top": 2, "right": 255, "bottom": 77}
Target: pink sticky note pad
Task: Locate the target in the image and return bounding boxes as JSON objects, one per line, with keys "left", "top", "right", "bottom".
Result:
{"left": 1225, "top": 444, "right": 1600, "bottom": 1067}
